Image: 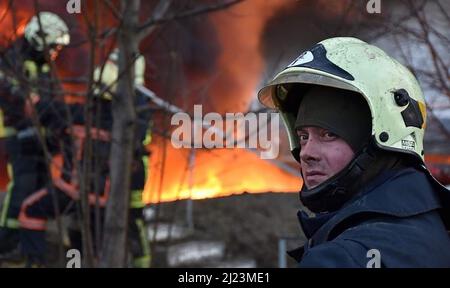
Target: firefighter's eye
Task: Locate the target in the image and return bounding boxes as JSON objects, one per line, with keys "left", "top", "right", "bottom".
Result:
{"left": 322, "top": 131, "right": 337, "bottom": 140}
{"left": 297, "top": 131, "right": 308, "bottom": 145}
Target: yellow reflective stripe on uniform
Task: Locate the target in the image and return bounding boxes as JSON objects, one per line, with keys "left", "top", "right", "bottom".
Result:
{"left": 0, "top": 110, "right": 16, "bottom": 138}
{"left": 0, "top": 164, "right": 18, "bottom": 229}
{"left": 132, "top": 218, "right": 151, "bottom": 268}
{"left": 41, "top": 64, "right": 50, "bottom": 73}
{"left": 133, "top": 255, "right": 151, "bottom": 268}
{"left": 7, "top": 163, "right": 13, "bottom": 179}
{"left": 142, "top": 129, "right": 152, "bottom": 146}
{"left": 142, "top": 155, "right": 149, "bottom": 180}
{"left": 3, "top": 127, "right": 17, "bottom": 137}
{"left": 0, "top": 110, "right": 4, "bottom": 137}
{"left": 130, "top": 189, "right": 144, "bottom": 209}
{"left": 24, "top": 60, "right": 39, "bottom": 81}
{"left": 5, "top": 218, "right": 20, "bottom": 229}
{"left": 0, "top": 179, "right": 14, "bottom": 227}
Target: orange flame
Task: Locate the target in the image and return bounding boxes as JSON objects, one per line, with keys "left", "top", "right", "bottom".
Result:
{"left": 0, "top": 3, "right": 33, "bottom": 47}
{"left": 206, "top": 0, "right": 289, "bottom": 114}
{"left": 143, "top": 136, "right": 302, "bottom": 203}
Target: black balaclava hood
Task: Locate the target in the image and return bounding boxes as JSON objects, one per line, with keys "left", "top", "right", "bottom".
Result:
{"left": 294, "top": 85, "right": 376, "bottom": 213}
{"left": 295, "top": 86, "right": 372, "bottom": 153}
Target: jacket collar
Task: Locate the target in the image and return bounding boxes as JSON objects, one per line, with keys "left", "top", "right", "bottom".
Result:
{"left": 298, "top": 167, "right": 442, "bottom": 241}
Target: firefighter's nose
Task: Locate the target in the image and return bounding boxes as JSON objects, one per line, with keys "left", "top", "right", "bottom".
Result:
{"left": 300, "top": 138, "right": 320, "bottom": 163}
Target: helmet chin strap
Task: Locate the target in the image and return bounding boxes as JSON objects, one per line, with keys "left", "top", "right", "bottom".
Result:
{"left": 299, "top": 141, "right": 377, "bottom": 213}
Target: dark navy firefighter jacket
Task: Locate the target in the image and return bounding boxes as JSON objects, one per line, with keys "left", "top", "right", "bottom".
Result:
{"left": 289, "top": 168, "right": 450, "bottom": 268}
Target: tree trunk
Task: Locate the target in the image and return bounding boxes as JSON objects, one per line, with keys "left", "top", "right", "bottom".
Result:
{"left": 99, "top": 0, "right": 140, "bottom": 267}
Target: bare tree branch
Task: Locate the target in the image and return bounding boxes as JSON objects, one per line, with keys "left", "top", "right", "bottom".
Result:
{"left": 102, "top": 0, "right": 123, "bottom": 21}
{"left": 137, "top": 0, "right": 173, "bottom": 41}
{"left": 137, "top": 0, "right": 244, "bottom": 39}
{"left": 435, "top": 0, "right": 450, "bottom": 23}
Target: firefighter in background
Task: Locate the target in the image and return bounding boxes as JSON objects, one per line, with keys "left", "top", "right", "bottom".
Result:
{"left": 91, "top": 49, "right": 152, "bottom": 268}
{"left": 0, "top": 12, "right": 70, "bottom": 262}
{"left": 18, "top": 49, "right": 152, "bottom": 267}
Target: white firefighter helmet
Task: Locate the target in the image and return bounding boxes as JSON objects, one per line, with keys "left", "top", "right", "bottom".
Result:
{"left": 258, "top": 37, "right": 427, "bottom": 164}
{"left": 93, "top": 49, "right": 146, "bottom": 99}
{"left": 24, "top": 12, "right": 70, "bottom": 52}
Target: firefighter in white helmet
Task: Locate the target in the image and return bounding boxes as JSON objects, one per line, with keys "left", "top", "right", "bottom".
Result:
{"left": 258, "top": 37, "right": 450, "bottom": 267}
{"left": 0, "top": 11, "right": 70, "bottom": 265}
{"left": 24, "top": 11, "right": 70, "bottom": 61}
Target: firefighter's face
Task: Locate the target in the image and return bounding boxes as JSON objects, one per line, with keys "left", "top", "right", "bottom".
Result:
{"left": 297, "top": 126, "right": 355, "bottom": 189}
{"left": 49, "top": 44, "right": 63, "bottom": 61}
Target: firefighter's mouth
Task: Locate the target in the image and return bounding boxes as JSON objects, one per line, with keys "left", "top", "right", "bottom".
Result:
{"left": 304, "top": 171, "right": 326, "bottom": 180}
